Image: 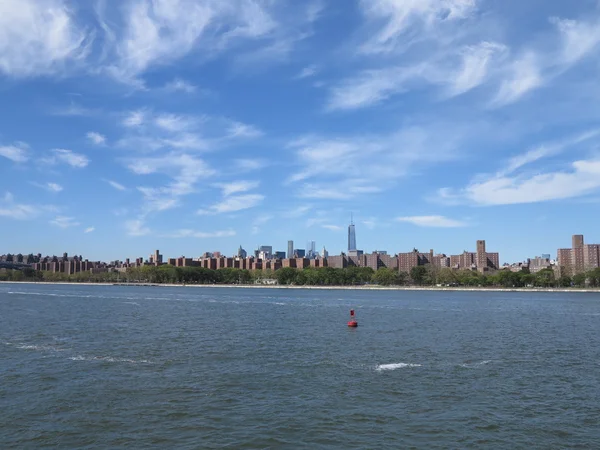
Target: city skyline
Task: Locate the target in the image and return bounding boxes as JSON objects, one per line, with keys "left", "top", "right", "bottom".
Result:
{"left": 2, "top": 1, "right": 600, "bottom": 263}
{"left": 7, "top": 234, "right": 599, "bottom": 280}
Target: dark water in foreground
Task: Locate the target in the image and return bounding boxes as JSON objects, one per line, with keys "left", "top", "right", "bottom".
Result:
{"left": 2, "top": 284, "right": 600, "bottom": 449}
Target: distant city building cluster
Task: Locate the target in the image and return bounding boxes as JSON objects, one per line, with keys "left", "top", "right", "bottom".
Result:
{"left": 1, "top": 220, "right": 599, "bottom": 279}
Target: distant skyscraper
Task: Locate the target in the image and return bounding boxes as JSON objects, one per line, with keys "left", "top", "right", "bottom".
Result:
{"left": 348, "top": 215, "right": 357, "bottom": 252}
{"left": 288, "top": 240, "right": 294, "bottom": 259}
{"left": 237, "top": 246, "right": 247, "bottom": 259}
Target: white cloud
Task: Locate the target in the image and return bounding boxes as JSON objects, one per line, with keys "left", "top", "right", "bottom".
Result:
{"left": 0, "top": 142, "right": 29, "bottom": 162}
{"left": 288, "top": 125, "right": 464, "bottom": 198}
{"left": 197, "top": 194, "right": 264, "bottom": 215}
{"left": 164, "top": 78, "right": 197, "bottom": 93}
{"left": 105, "top": 179, "right": 127, "bottom": 191}
{"left": 125, "top": 219, "right": 150, "bottom": 237}
{"left": 86, "top": 132, "right": 106, "bottom": 145}
{"left": 396, "top": 215, "right": 468, "bottom": 227}
{"left": 46, "top": 149, "right": 90, "bottom": 168}
{"left": 103, "top": 0, "right": 285, "bottom": 83}
{"left": 440, "top": 159, "right": 600, "bottom": 206}
{"left": 362, "top": 218, "right": 377, "bottom": 229}
{"left": 123, "top": 110, "right": 145, "bottom": 127}
{"left": 438, "top": 129, "right": 600, "bottom": 206}
{"left": 282, "top": 205, "right": 312, "bottom": 218}
{"left": 169, "top": 229, "right": 236, "bottom": 238}
{"left": 295, "top": 65, "right": 318, "bottom": 79}
{"left": 84, "top": 227, "right": 95, "bottom": 233}
{"left": 552, "top": 17, "right": 600, "bottom": 67}
{"left": 226, "top": 122, "right": 263, "bottom": 139}
{"left": 322, "top": 224, "right": 342, "bottom": 231}
{"left": 50, "top": 216, "right": 80, "bottom": 228}
{"left": 491, "top": 53, "right": 543, "bottom": 107}
{"left": 52, "top": 102, "right": 98, "bottom": 117}
{"left": 233, "top": 158, "right": 268, "bottom": 172}
{"left": 326, "top": 66, "right": 419, "bottom": 111}
{"left": 154, "top": 113, "right": 195, "bottom": 132}
{"left": 0, "top": 192, "right": 40, "bottom": 220}
{"left": 500, "top": 129, "right": 600, "bottom": 177}
{"left": 32, "top": 182, "right": 63, "bottom": 193}
{"left": 448, "top": 42, "right": 506, "bottom": 97}
{"left": 359, "top": 0, "right": 477, "bottom": 54}
{"left": 214, "top": 180, "right": 260, "bottom": 196}
{"left": 127, "top": 153, "right": 214, "bottom": 214}
{"left": 0, "top": 0, "right": 89, "bottom": 77}
{"left": 118, "top": 109, "right": 260, "bottom": 155}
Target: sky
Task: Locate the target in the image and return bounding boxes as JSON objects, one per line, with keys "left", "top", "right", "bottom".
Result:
{"left": 1, "top": 0, "right": 600, "bottom": 264}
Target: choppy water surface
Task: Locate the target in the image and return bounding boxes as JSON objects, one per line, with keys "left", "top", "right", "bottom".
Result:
{"left": 2, "top": 284, "right": 600, "bottom": 449}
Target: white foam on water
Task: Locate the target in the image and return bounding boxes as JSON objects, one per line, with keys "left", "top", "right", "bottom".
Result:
{"left": 69, "top": 355, "right": 154, "bottom": 364}
{"left": 123, "top": 302, "right": 140, "bottom": 306}
{"left": 274, "top": 302, "right": 286, "bottom": 306}
{"left": 375, "top": 363, "right": 422, "bottom": 372}
{"left": 459, "top": 360, "right": 492, "bottom": 368}
{"left": 12, "top": 343, "right": 66, "bottom": 352}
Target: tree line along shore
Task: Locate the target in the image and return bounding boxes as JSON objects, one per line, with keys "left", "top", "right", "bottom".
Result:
{"left": 2, "top": 265, "right": 600, "bottom": 289}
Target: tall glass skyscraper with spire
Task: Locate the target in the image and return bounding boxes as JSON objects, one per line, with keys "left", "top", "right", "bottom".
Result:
{"left": 348, "top": 215, "right": 357, "bottom": 252}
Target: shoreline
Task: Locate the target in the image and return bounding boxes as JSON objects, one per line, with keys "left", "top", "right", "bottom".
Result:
{"left": 1, "top": 281, "right": 600, "bottom": 293}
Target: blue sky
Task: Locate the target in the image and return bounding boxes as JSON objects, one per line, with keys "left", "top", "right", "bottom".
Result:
{"left": 1, "top": 0, "right": 600, "bottom": 263}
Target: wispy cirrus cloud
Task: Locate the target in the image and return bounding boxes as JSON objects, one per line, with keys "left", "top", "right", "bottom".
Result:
{"left": 84, "top": 227, "right": 95, "bottom": 233}
{"left": 358, "top": 0, "right": 477, "bottom": 55}
{"left": 32, "top": 182, "right": 63, "bottom": 193}
{"left": 44, "top": 149, "right": 90, "bottom": 168}
{"left": 104, "top": 179, "right": 127, "bottom": 191}
{"left": 0, "top": 0, "right": 89, "bottom": 77}
{"left": 127, "top": 152, "right": 215, "bottom": 215}
{"left": 86, "top": 131, "right": 106, "bottom": 145}
{"left": 124, "top": 219, "right": 150, "bottom": 237}
{"left": 117, "top": 109, "right": 262, "bottom": 154}
{"left": 50, "top": 216, "right": 80, "bottom": 228}
{"left": 288, "top": 122, "right": 467, "bottom": 199}
{"left": 437, "top": 130, "right": 600, "bottom": 206}
{"left": 396, "top": 215, "right": 468, "bottom": 228}
{"left": 295, "top": 64, "right": 318, "bottom": 79}
{"left": 197, "top": 194, "right": 265, "bottom": 215}
{"left": 0, "top": 142, "right": 29, "bottom": 163}
{"left": 439, "top": 160, "right": 600, "bottom": 206}
{"left": 169, "top": 229, "right": 236, "bottom": 239}
{"left": 163, "top": 78, "right": 197, "bottom": 93}
{"left": 0, "top": 192, "right": 40, "bottom": 220}
{"left": 214, "top": 180, "right": 260, "bottom": 197}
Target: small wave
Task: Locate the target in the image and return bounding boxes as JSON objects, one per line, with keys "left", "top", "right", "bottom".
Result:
{"left": 459, "top": 360, "right": 492, "bottom": 368}
{"left": 11, "top": 343, "right": 66, "bottom": 352}
{"left": 123, "top": 301, "right": 140, "bottom": 306}
{"left": 274, "top": 302, "right": 286, "bottom": 306}
{"left": 69, "top": 355, "right": 153, "bottom": 364}
{"left": 376, "top": 363, "right": 422, "bottom": 372}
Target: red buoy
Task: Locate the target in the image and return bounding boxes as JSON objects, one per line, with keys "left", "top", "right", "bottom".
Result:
{"left": 348, "top": 309, "right": 358, "bottom": 327}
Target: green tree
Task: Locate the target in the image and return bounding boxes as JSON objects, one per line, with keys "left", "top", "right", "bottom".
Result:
{"left": 572, "top": 272, "right": 587, "bottom": 287}
{"left": 534, "top": 268, "right": 555, "bottom": 287}
{"left": 436, "top": 268, "right": 457, "bottom": 286}
{"left": 372, "top": 268, "right": 400, "bottom": 286}
{"left": 410, "top": 266, "right": 427, "bottom": 285}
{"left": 276, "top": 267, "right": 298, "bottom": 285}
{"left": 587, "top": 268, "right": 600, "bottom": 288}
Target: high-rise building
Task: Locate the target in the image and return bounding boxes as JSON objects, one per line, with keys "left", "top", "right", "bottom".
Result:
{"left": 237, "top": 246, "right": 247, "bottom": 259}
{"left": 348, "top": 216, "right": 357, "bottom": 252}
{"left": 287, "top": 240, "right": 294, "bottom": 259}
{"left": 573, "top": 235, "right": 584, "bottom": 249}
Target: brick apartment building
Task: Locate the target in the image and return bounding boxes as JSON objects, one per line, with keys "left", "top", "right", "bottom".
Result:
{"left": 557, "top": 234, "right": 600, "bottom": 276}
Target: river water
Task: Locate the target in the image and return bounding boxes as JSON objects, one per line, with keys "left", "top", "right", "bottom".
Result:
{"left": 1, "top": 283, "right": 600, "bottom": 449}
